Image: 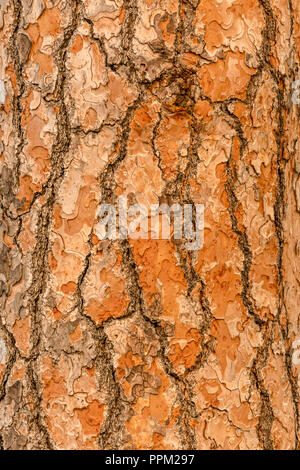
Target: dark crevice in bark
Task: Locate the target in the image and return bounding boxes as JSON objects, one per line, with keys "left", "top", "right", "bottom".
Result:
{"left": 84, "top": 64, "right": 199, "bottom": 446}
{"left": 0, "top": 321, "right": 18, "bottom": 402}
{"left": 0, "top": 0, "right": 25, "bottom": 427}
{"left": 119, "top": 239, "right": 198, "bottom": 450}
{"left": 250, "top": 326, "right": 275, "bottom": 450}
{"left": 97, "top": 97, "right": 144, "bottom": 205}
{"left": 223, "top": 107, "right": 264, "bottom": 328}
{"left": 258, "top": 0, "right": 299, "bottom": 449}
{"left": 74, "top": 244, "right": 128, "bottom": 450}
{"left": 169, "top": 109, "right": 215, "bottom": 376}
{"left": 25, "top": 0, "right": 81, "bottom": 449}
{"left": 6, "top": 0, "right": 25, "bottom": 199}
{"left": 120, "top": 0, "right": 139, "bottom": 68}
{"left": 147, "top": 65, "right": 215, "bottom": 441}
{"left": 223, "top": 97, "right": 275, "bottom": 448}
{"left": 71, "top": 96, "right": 143, "bottom": 449}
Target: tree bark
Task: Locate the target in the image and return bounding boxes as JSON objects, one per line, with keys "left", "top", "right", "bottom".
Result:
{"left": 0, "top": 0, "right": 300, "bottom": 450}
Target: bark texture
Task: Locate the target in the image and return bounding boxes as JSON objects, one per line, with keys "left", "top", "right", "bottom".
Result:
{"left": 0, "top": 0, "right": 300, "bottom": 450}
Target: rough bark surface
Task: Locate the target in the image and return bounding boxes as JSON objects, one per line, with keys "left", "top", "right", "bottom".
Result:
{"left": 0, "top": 0, "right": 300, "bottom": 450}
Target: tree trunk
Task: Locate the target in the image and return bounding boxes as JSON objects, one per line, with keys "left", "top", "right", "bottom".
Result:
{"left": 0, "top": 0, "right": 300, "bottom": 450}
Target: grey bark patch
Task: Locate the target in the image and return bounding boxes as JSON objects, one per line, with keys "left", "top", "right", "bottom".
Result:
{"left": 17, "top": 33, "right": 32, "bottom": 64}
{"left": 3, "top": 428, "right": 27, "bottom": 450}
{"left": 0, "top": 244, "right": 10, "bottom": 278}
{"left": 11, "top": 263, "right": 23, "bottom": 287}
{"left": 8, "top": 381, "right": 22, "bottom": 405}
{"left": 0, "top": 165, "right": 15, "bottom": 204}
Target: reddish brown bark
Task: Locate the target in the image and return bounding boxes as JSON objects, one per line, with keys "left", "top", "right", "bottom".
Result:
{"left": 0, "top": 0, "right": 300, "bottom": 450}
